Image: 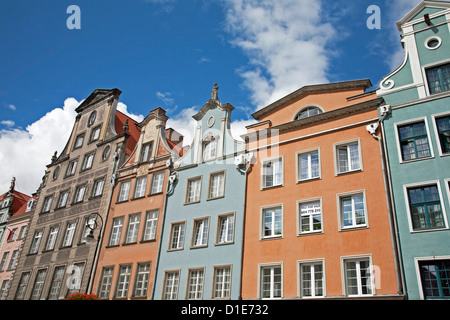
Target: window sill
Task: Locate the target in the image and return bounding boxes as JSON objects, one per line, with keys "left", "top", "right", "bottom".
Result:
{"left": 399, "top": 156, "right": 434, "bottom": 164}
{"left": 336, "top": 169, "right": 362, "bottom": 176}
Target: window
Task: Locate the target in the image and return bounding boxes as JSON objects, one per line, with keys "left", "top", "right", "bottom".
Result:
{"left": 262, "top": 206, "right": 283, "bottom": 238}
{"left": 169, "top": 223, "right": 185, "bottom": 250}
{"left": 426, "top": 63, "right": 450, "bottom": 94}
{"left": 140, "top": 142, "right": 152, "bottom": 162}
{"left": 260, "top": 265, "right": 282, "bottom": 299}
{"left": 117, "top": 181, "right": 131, "bottom": 202}
{"left": 15, "top": 272, "right": 31, "bottom": 300}
{"left": 45, "top": 226, "right": 59, "bottom": 251}
{"left": 143, "top": 211, "right": 158, "bottom": 241}
{"left": 41, "top": 196, "right": 53, "bottom": 213}
{"left": 92, "top": 179, "right": 105, "bottom": 198}
{"left": 407, "top": 185, "right": 445, "bottom": 231}
{"left": 192, "top": 218, "right": 209, "bottom": 247}
{"left": 56, "top": 190, "right": 69, "bottom": 209}
{"left": 98, "top": 267, "right": 114, "bottom": 299}
{"left": 186, "top": 177, "right": 201, "bottom": 204}
{"left": 81, "top": 153, "right": 94, "bottom": 170}
{"left": 109, "top": 217, "right": 124, "bottom": 246}
{"left": 336, "top": 141, "right": 361, "bottom": 174}
{"left": 262, "top": 158, "right": 283, "bottom": 188}
{"left": 0, "top": 253, "right": 9, "bottom": 272}
{"left": 62, "top": 222, "right": 77, "bottom": 247}
{"left": 53, "top": 166, "right": 60, "bottom": 180}
{"left": 217, "top": 214, "right": 234, "bottom": 244}
{"left": 339, "top": 192, "right": 367, "bottom": 229}
{"left": 89, "top": 125, "right": 101, "bottom": 142}
{"left": 74, "top": 134, "right": 84, "bottom": 150}
{"left": 19, "top": 225, "right": 27, "bottom": 239}
{"left": 186, "top": 269, "right": 204, "bottom": 299}
{"left": 67, "top": 263, "right": 85, "bottom": 296}
{"left": 213, "top": 266, "right": 231, "bottom": 299}
{"left": 30, "top": 269, "right": 47, "bottom": 300}
{"left": 0, "top": 280, "right": 9, "bottom": 300}
{"left": 295, "top": 106, "right": 323, "bottom": 120}
{"left": 435, "top": 115, "right": 450, "bottom": 154}
{"left": 203, "top": 138, "right": 217, "bottom": 162}
{"left": 298, "top": 150, "right": 320, "bottom": 181}
{"left": 73, "top": 185, "right": 86, "bottom": 204}
{"left": 419, "top": 260, "right": 450, "bottom": 299}
{"left": 7, "top": 250, "right": 19, "bottom": 270}
{"left": 7, "top": 228, "right": 17, "bottom": 242}
{"left": 163, "top": 271, "right": 180, "bottom": 300}
{"left": 134, "top": 263, "right": 150, "bottom": 298}
{"left": 125, "top": 214, "right": 140, "bottom": 244}
{"left": 102, "top": 145, "right": 111, "bottom": 161}
{"left": 343, "top": 258, "right": 373, "bottom": 296}
{"left": 115, "top": 265, "right": 131, "bottom": 298}
{"left": 29, "top": 230, "right": 43, "bottom": 254}
{"left": 300, "top": 261, "right": 324, "bottom": 298}
{"left": 398, "top": 121, "right": 431, "bottom": 161}
{"left": 299, "top": 200, "right": 322, "bottom": 234}
{"left": 208, "top": 171, "right": 225, "bottom": 199}
{"left": 66, "top": 160, "right": 78, "bottom": 177}
{"left": 134, "top": 176, "right": 147, "bottom": 199}
{"left": 88, "top": 111, "right": 96, "bottom": 126}
{"left": 48, "top": 266, "right": 65, "bottom": 300}
{"left": 150, "top": 172, "right": 164, "bottom": 195}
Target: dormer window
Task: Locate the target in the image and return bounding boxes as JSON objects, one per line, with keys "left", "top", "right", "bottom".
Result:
{"left": 295, "top": 106, "right": 323, "bottom": 120}
{"left": 202, "top": 135, "right": 217, "bottom": 162}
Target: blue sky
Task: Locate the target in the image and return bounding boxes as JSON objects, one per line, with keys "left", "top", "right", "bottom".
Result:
{"left": 0, "top": 0, "right": 423, "bottom": 194}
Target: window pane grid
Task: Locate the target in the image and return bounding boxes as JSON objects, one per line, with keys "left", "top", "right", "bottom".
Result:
{"left": 408, "top": 186, "right": 444, "bottom": 230}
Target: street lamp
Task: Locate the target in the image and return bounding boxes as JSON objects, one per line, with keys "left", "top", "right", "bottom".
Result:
{"left": 84, "top": 212, "right": 103, "bottom": 243}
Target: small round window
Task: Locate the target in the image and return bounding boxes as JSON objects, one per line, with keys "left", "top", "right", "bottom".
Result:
{"left": 102, "top": 145, "right": 111, "bottom": 161}
{"left": 425, "top": 36, "right": 441, "bottom": 50}
{"left": 88, "top": 111, "right": 97, "bottom": 127}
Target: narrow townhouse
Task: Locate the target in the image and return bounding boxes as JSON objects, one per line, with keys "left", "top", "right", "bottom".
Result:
{"left": 7, "top": 89, "right": 140, "bottom": 300}
{"left": 241, "top": 80, "right": 403, "bottom": 299}
{"left": 152, "top": 84, "right": 249, "bottom": 300}
{"left": 90, "top": 107, "right": 184, "bottom": 300}
{"left": 377, "top": 0, "right": 450, "bottom": 300}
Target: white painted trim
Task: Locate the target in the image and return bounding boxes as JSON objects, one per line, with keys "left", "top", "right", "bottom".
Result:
{"left": 333, "top": 138, "right": 363, "bottom": 176}
{"left": 431, "top": 111, "right": 450, "bottom": 157}
{"left": 340, "top": 254, "right": 375, "bottom": 297}
{"left": 296, "top": 197, "right": 323, "bottom": 236}
{"left": 257, "top": 262, "right": 284, "bottom": 299}
{"left": 336, "top": 190, "right": 368, "bottom": 231}
{"left": 414, "top": 255, "right": 450, "bottom": 300}
{"left": 297, "top": 258, "right": 326, "bottom": 298}
{"left": 295, "top": 147, "right": 321, "bottom": 183}
{"left": 259, "top": 204, "right": 284, "bottom": 240}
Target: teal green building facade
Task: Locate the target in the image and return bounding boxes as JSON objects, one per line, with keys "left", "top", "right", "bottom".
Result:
{"left": 377, "top": 1, "right": 450, "bottom": 299}
{"left": 152, "top": 87, "right": 249, "bottom": 299}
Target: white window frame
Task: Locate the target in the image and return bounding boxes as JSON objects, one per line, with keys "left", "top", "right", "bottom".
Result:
{"left": 261, "top": 157, "right": 284, "bottom": 189}
{"left": 48, "top": 266, "right": 65, "bottom": 300}
{"left": 208, "top": 171, "right": 225, "bottom": 200}
{"left": 216, "top": 213, "right": 235, "bottom": 245}
{"left": 296, "top": 148, "right": 321, "bottom": 182}
{"left": 298, "top": 259, "right": 326, "bottom": 298}
{"left": 98, "top": 266, "right": 114, "bottom": 299}
{"left": 62, "top": 222, "right": 77, "bottom": 247}
{"left": 56, "top": 190, "right": 69, "bottom": 209}
{"left": 92, "top": 178, "right": 105, "bottom": 198}
{"left": 403, "top": 180, "right": 449, "bottom": 233}
{"left": 45, "top": 226, "right": 59, "bottom": 251}
{"left": 334, "top": 139, "right": 362, "bottom": 175}
{"left": 89, "top": 125, "right": 101, "bottom": 142}
{"left": 259, "top": 262, "right": 283, "bottom": 299}
{"left": 73, "top": 133, "right": 84, "bottom": 150}
{"left": 41, "top": 196, "right": 53, "bottom": 213}
{"left": 29, "top": 230, "right": 43, "bottom": 254}
{"left": 108, "top": 217, "right": 124, "bottom": 246}
{"left": 30, "top": 268, "right": 48, "bottom": 300}
{"left": 117, "top": 180, "right": 131, "bottom": 202}
{"left": 297, "top": 198, "right": 323, "bottom": 235}
{"left": 212, "top": 265, "right": 232, "bottom": 299}
{"left": 73, "top": 185, "right": 86, "bottom": 204}
{"left": 394, "top": 117, "right": 435, "bottom": 164}
{"left": 142, "top": 210, "right": 158, "bottom": 241}
{"left": 186, "top": 267, "right": 205, "bottom": 300}
{"left": 341, "top": 255, "right": 375, "bottom": 297}
{"left": 337, "top": 190, "right": 368, "bottom": 230}
{"left": 202, "top": 138, "right": 217, "bottom": 162}
{"left": 185, "top": 177, "right": 202, "bottom": 204}
{"left": 162, "top": 270, "right": 180, "bottom": 300}
{"left": 260, "top": 205, "right": 283, "bottom": 239}
{"left": 150, "top": 171, "right": 164, "bottom": 195}
{"left": 125, "top": 214, "right": 141, "bottom": 244}
{"left": 115, "top": 264, "right": 132, "bottom": 299}
{"left": 140, "top": 142, "right": 153, "bottom": 162}
{"left": 133, "top": 176, "right": 147, "bottom": 199}
{"left": 133, "top": 262, "right": 151, "bottom": 298}
{"left": 191, "top": 217, "right": 209, "bottom": 248}
{"left": 81, "top": 152, "right": 95, "bottom": 171}
{"left": 66, "top": 159, "right": 78, "bottom": 177}
{"left": 169, "top": 222, "right": 186, "bottom": 251}
{"left": 431, "top": 111, "right": 450, "bottom": 157}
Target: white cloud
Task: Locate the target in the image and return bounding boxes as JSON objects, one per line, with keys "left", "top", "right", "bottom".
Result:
{"left": 7, "top": 104, "right": 16, "bottom": 111}
{"left": 156, "top": 91, "right": 175, "bottom": 106}
{"left": 117, "top": 102, "right": 145, "bottom": 122}
{"left": 223, "top": 0, "right": 336, "bottom": 109}
{"left": 0, "top": 98, "right": 79, "bottom": 195}
{"left": 1, "top": 120, "right": 15, "bottom": 127}
{"left": 166, "top": 106, "right": 198, "bottom": 147}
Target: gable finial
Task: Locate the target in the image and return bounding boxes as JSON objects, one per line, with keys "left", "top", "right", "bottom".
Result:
{"left": 211, "top": 83, "right": 219, "bottom": 101}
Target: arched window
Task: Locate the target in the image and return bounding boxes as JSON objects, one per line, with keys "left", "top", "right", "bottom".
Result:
{"left": 295, "top": 106, "right": 323, "bottom": 120}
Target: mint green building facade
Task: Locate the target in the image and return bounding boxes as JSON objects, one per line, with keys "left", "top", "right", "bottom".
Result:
{"left": 152, "top": 87, "right": 249, "bottom": 299}
{"left": 377, "top": 1, "right": 450, "bottom": 300}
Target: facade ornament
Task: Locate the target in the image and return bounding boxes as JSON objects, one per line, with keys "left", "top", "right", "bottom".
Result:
{"left": 123, "top": 119, "right": 129, "bottom": 133}
{"left": 211, "top": 83, "right": 219, "bottom": 101}
{"left": 51, "top": 151, "right": 58, "bottom": 163}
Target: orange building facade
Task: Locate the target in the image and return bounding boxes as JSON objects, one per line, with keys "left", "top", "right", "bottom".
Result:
{"left": 90, "top": 108, "right": 183, "bottom": 299}
{"left": 241, "top": 80, "right": 403, "bottom": 299}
